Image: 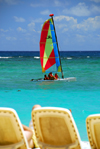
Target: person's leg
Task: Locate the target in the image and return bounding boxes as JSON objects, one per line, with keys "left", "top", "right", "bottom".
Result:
{"left": 22, "top": 124, "right": 34, "bottom": 148}
{"left": 24, "top": 130, "right": 34, "bottom": 148}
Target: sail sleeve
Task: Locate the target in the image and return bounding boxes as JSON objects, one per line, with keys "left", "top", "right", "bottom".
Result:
{"left": 40, "top": 18, "right": 61, "bottom": 73}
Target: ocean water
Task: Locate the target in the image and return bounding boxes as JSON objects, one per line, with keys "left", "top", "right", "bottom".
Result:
{"left": 0, "top": 51, "right": 100, "bottom": 141}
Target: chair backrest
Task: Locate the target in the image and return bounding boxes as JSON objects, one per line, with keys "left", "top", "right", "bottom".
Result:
{"left": 86, "top": 114, "right": 100, "bottom": 149}
{"left": 32, "top": 107, "right": 82, "bottom": 149}
{"left": 0, "top": 107, "right": 29, "bottom": 149}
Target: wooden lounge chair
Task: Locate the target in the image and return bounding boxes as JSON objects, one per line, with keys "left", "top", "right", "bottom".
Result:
{"left": 32, "top": 107, "right": 82, "bottom": 149}
{"left": 86, "top": 114, "right": 100, "bottom": 149}
{"left": 0, "top": 107, "right": 29, "bottom": 149}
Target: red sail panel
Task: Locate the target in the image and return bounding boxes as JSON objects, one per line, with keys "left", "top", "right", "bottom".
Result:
{"left": 44, "top": 49, "right": 56, "bottom": 71}
{"left": 40, "top": 20, "right": 50, "bottom": 68}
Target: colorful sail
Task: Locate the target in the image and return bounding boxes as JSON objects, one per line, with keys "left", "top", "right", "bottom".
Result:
{"left": 40, "top": 18, "right": 61, "bottom": 73}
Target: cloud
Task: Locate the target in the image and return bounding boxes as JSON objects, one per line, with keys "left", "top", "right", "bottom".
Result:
{"left": 30, "top": 0, "right": 68, "bottom": 7}
{"left": 56, "top": 24, "right": 67, "bottom": 29}
{"left": 53, "top": 0, "right": 68, "bottom": 7}
{"left": 33, "top": 18, "right": 44, "bottom": 23}
{"left": 0, "top": 29, "right": 8, "bottom": 32}
{"left": 54, "top": 15, "right": 77, "bottom": 23}
{"left": 40, "top": 10, "right": 51, "bottom": 15}
{"left": 53, "top": 15, "right": 100, "bottom": 33}
{"left": 90, "top": 0, "right": 100, "bottom": 3}
{"left": 91, "top": 5, "right": 100, "bottom": 13}
{"left": 14, "top": 16, "right": 25, "bottom": 22}
{"left": 63, "top": 3, "right": 91, "bottom": 16}
{"left": 54, "top": 0, "right": 63, "bottom": 6}
{"left": 54, "top": 15, "right": 77, "bottom": 32}
{"left": 77, "top": 16, "right": 100, "bottom": 31}
{"left": 17, "top": 27, "right": 26, "bottom": 32}
{"left": 28, "top": 22, "right": 35, "bottom": 31}
{"left": 5, "top": 0, "right": 17, "bottom": 5}
{"left": 6, "top": 36, "right": 17, "bottom": 40}
{"left": 76, "top": 34, "right": 85, "bottom": 42}
{"left": 30, "top": 3, "right": 44, "bottom": 7}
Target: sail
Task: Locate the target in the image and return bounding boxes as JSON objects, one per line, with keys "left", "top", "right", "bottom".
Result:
{"left": 40, "top": 18, "right": 61, "bottom": 73}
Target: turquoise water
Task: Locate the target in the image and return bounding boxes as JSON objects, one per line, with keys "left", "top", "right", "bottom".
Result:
{"left": 0, "top": 52, "right": 100, "bottom": 141}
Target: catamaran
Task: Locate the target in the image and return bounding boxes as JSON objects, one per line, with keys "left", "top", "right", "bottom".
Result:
{"left": 34, "top": 14, "right": 76, "bottom": 82}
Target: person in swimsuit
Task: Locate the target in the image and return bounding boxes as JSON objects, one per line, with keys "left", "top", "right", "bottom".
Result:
{"left": 48, "top": 72, "right": 56, "bottom": 80}
{"left": 44, "top": 74, "right": 49, "bottom": 80}
{"left": 55, "top": 73, "right": 60, "bottom": 79}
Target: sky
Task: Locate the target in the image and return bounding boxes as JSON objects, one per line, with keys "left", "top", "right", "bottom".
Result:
{"left": 0, "top": 0, "right": 100, "bottom": 51}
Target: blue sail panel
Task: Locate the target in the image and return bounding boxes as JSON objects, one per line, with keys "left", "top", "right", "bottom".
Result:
{"left": 49, "top": 19, "right": 61, "bottom": 72}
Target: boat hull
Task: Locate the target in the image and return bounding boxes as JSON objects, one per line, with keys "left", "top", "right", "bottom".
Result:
{"left": 32, "top": 77, "right": 76, "bottom": 82}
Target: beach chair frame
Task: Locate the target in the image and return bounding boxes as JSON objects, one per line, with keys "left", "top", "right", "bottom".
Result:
{"left": 0, "top": 107, "right": 29, "bottom": 149}
{"left": 32, "top": 107, "right": 82, "bottom": 149}
{"left": 86, "top": 114, "right": 100, "bottom": 149}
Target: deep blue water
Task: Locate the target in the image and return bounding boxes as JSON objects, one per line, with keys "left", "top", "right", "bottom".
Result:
{"left": 0, "top": 51, "right": 100, "bottom": 57}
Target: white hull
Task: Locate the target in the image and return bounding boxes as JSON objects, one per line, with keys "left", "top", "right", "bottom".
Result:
{"left": 57, "top": 77, "right": 76, "bottom": 82}
{"left": 32, "top": 77, "right": 76, "bottom": 82}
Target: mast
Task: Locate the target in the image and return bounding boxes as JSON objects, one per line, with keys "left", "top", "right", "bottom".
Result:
{"left": 49, "top": 14, "right": 64, "bottom": 78}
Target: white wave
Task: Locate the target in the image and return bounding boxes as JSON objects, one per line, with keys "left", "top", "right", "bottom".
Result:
{"left": 34, "top": 56, "right": 40, "bottom": 59}
{"left": 0, "top": 56, "right": 13, "bottom": 59}
{"left": 19, "top": 56, "right": 23, "bottom": 58}
{"left": 67, "top": 57, "right": 72, "bottom": 59}
{"left": 87, "top": 56, "right": 90, "bottom": 58}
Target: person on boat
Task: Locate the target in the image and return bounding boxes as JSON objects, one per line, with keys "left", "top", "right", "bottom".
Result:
{"left": 55, "top": 73, "right": 60, "bottom": 79}
{"left": 44, "top": 74, "right": 49, "bottom": 80}
{"left": 48, "top": 72, "right": 56, "bottom": 80}
{"left": 30, "top": 79, "right": 34, "bottom": 81}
